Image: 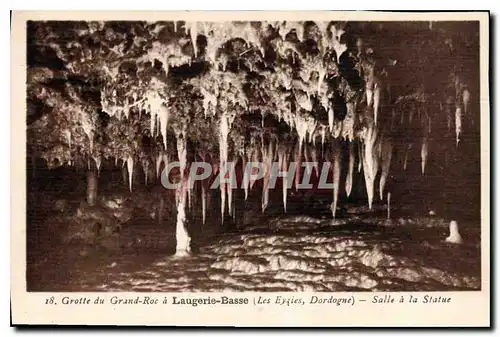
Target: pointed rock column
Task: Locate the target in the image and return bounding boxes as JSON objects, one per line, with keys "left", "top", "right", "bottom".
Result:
{"left": 174, "top": 129, "right": 191, "bottom": 257}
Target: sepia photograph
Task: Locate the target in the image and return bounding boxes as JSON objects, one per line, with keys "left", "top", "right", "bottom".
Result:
{"left": 11, "top": 10, "right": 490, "bottom": 326}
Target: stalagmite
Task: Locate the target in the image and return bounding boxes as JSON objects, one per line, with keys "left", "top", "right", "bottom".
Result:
{"left": 175, "top": 196, "right": 191, "bottom": 256}
{"left": 126, "top": 156, "right": 134, "bottom": 192}
{"left": 345, "top": 141, "right": 355, "bottom": 198}
{"left": 174, "top": 130, "right": 190, "bottom": 257}
{"left": 445, "top": 220, "right": 463, "bottom": 244}
{"left": 331, "top": 143, "right": 341, "bottom": 219}
{"left": 379, "top": 140, "right": 393, "bottom": 200}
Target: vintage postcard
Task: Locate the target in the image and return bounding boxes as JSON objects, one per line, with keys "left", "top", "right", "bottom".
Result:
{"left": 11, "top": 10, "right": 490, "bottom": 327}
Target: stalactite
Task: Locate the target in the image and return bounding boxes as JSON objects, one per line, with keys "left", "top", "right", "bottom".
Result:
{"left": 218, "top": 112, "right": 233, "bottom": 222}
{"left": 391, "top": 108, "right": 396, "bottom": 130}
{"left": 455, "top": 106, "right": 462, "bottom": 146}
{"left": 421, "top": 136, "right": 428, "bottom": 174}
{"left": 320, "top": 125, "right": 326, "bottom": 154}
{"left": 227, "top": 157, "right": 238, "bottom": 217}
{"left": 156, "top": 153, "right": 163, "bottom": 178}
{"left": 373, "top": 85, "right": 381, "bottom": 125}
{"left": 403, "top": 143, "right": 412, "bottom": 171}
{"left": 328, "top": 108, "right": 334, "bottom": 132}
{"left": 445, "top": 104, "right": 452, "bottom": 132}
{"left": 295, "top": 116, "right": 309, "bottom": 152}
{"left": 463, "top": 88, "right": 471, "bottom": 116}
{"left": 317, "top": 67, "right": 326, "bottom": 95}
{"left": 243, "top": 147, "right": 251, "bottom": 200}
{"left": 93, "top": 155, "right": 102, "bottom": 176}
{"left": 141, "top": 159, "right": 149, "bottom": 185}
{"left": 187, "top": 173, "right": 193, "bottom": 210}
{"left": 150, "top": 113, "right": 156, "bottom": 137}
{"left": 306, "top": 121, "right": 317, "bottom": 144}
{"left": 250, "top": 145, "right": 260, "bottom": 190}
{"left": 345, "top": 141, "right": 355, "bottom": 198}
{"left": 261, "top": 138, "right": 274, "bottom": 212}
{"left": 304, "top": 142, "right": 311, "bottom": 174}
{"left": 358, "top": 141, "right": 363, "bottom": 173}
{"left": 176, "top": 130, "right": 187, "bottom": 180}
{"left": 126, "top": 155, "right": 134, "bottom": 192}
{"left": 331, "top": 142, "right": 341, "bottom": 219}
{"left": 331, "top": 25, "right": 348, "bottom": 63}
{"left": 362, "top": 126, "right": 379, "bottom": 210}
{"left": 201, "top": 183, "right": 206, "bottom": 225}
{"left": 189, "top": 22, "right": 198, "bottom": 58}
{"left": 159, "top": 104, "right": 169, "bottom": 150}
{"left": 293, "top": 141, "right": 302, "bottom": 190}
{"left": 366, "top": 88, "right": 373, "bottom": 108}
{"left": 65, "top": 130, "right": 72, "bottom": 164}
{"left": 310, "top": 146, "right": 318, "bottom": 176}
{"left": 278, "top": 147, "right": 290, "bottom": 213}
{"left": 387, "top": 192, "right": 391, "bottom": 219}
{"left": 379, "top": 139, "right": 393, "bottom": 200}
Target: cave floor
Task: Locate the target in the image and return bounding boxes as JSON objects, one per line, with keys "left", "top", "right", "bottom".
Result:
{"left": 26, "top": 206, "right": 482, "bottom": 292}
